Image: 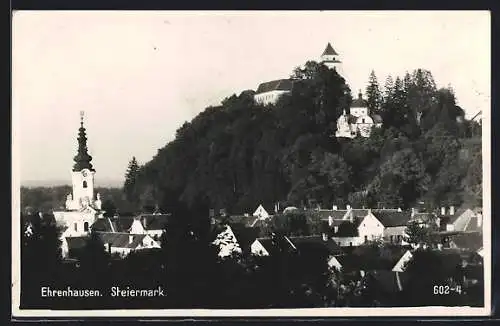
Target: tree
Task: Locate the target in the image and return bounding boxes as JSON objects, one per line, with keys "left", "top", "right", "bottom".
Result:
{"left": 20, "top": 212, "right": 63, "bottom": 308}
{"left": 368, "top": 148, "right": 429, "bottom": 208}
{"left": 101, "top": 199, "right": 117, "bottom": 217}
{"left": 366, "top": 70, "right": 382, "bottom": 115}
{"left": 123, "top": 156, "right": 140, "bottom": 207}
{"left": 405, "top": 221, "right": 430, "bottom": 246}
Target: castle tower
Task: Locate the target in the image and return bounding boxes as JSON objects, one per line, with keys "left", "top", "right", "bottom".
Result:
{"left": 67, "top": 111, "right": 96, "bottom": 210}
{"left": 320, "top": 42, "right": 343, "bottom": 72}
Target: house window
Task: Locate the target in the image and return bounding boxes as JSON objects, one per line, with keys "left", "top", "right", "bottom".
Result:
{"left": 364, "top": 235, "right": 368, "bottom": 243}
{"left": 74, "top": 223, "right": 78, "bottom": 232}
{"left": 362, "top": 118, "right": 365, "bottom": 123}
{"left": 83, "top": 181, "right": 88, "bottom": 188}
{"left": 349, "top": 242, "right": 353, "bottom": 247}
{"left": 84, "top": 222, "right": 89, "bottom": 232}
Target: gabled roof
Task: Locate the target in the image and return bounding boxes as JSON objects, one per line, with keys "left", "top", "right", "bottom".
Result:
{"left": 337, "top": 245, "right": 409, "bottom": 272}
{"left": 345, "top": 209, "right": 369, "bottom": 220}
{"left": 254, "top": 237, "right": 291, "bottom": 256}
{"left": 91, "top": 217, "right": 116, "bottom": 232}
{"left": 65, "top": 236, "right": 88, "bottom": 251}
{"left": 307, "top": 209, "right": 348, "bottom": 222}
{"left": 113, "top": 216, "right": 135, "bottom": 232}
{"left": 255, "top": 79, "right": 293, "bottom": 95}
{"left": 368, "top": 270, "right": 409, "bottom": 293}
{"left": 322, "top": 42, "right": 338, "bottom": 56}
{"left": 137, "top": 214, "right": 171, "bottom": 231}
{"left": 374, "top": 211, "right": 412, "bottom": 227}
{"left": 411, "top": 212, "right": 435, "bottom": 222}
{"left": 229, "top": 223, "right": 260, "bottom": 252}
{"left": 97, "top": 232, "right": 154, "bottom": 249}
{"left": 228, "top": 215, "right": 259, "bottom": 228}
{"left": 289, "top": 235, "right": 343, "bottom": 255}
{"left": 448, "top": 208, "right": 477, "bottom": 232}
{"left": 449, "top": 232, "right": 483, "bottom": 251}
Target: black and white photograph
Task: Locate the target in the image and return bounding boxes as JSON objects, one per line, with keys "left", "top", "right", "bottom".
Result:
{"left": 12, "top": 10, "right": 491, "bottom": 317}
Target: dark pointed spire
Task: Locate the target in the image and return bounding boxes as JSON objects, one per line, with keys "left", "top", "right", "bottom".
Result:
{"left": 73, "top": 111, "right": 95, "bottom": 172}
{"left": 322, "top": 42, "right": 338, "bottom": 56}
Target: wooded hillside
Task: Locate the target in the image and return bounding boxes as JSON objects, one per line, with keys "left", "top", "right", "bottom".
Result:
{"left": 122, "top": 62, "right": 481, "bottom": 218}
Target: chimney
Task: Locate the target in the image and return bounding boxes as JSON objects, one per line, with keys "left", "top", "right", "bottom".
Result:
{"left": 328, "top": 216, "right": 333, "bottom": 227}
{"left": 129, "top": 235, "right": 134, "bottom": 244}
{"left": 332, "top": 205, "right": 338, "bottom": 211}
{"left": 449, "top": 206, "right": 455, "bottom": 216}
{"left": 142, "top": 216, "right": 147, "bottom": 229}
{"left": 437, "top": 243, "right": 443, "bottom": 251}
{"left": 322, "top": 233, "right": 328, "bottom": 242}
{"left": 397, "top": 207, "right": 402, "bottom": 212}
{"left": 411, "top": 207, "right": 416, "bottom": 217}
{"left": 441, "top": 207, "right": 446, "bottom": 216}
{"left": 346, "top": 204, "right": 351, "bottom": 210}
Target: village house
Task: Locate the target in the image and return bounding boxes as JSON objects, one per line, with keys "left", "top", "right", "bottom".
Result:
{"left": 374, "top": 210, "right": 413, "bottom": 245}
{"left": 249, "top": 234, "right": 342, "bottom": 266}
{"left": 61, "top": 232, "right": 161, "bottom": 259}
{"left": 440, "top": 207, "right": 482, "bottom": 233}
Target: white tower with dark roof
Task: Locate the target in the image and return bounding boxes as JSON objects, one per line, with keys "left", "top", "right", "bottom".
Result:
{"left": 320, "top": 42, "right": 343, "bottom": 72}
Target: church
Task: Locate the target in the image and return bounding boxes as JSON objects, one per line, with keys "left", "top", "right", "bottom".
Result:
{"left": 53, "top": 112, "right": 103, "bottom": 238}
{"left": 54, "top": 112, "right": 164, "bottom": 258}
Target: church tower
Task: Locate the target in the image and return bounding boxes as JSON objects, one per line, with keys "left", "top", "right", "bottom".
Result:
{"left": 66, "top": 111, "right": 96, "bottom": 210}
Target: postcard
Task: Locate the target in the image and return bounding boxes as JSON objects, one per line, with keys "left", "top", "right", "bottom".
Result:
{"left": 11, "top": 10, "right": 491, "bottom": 318}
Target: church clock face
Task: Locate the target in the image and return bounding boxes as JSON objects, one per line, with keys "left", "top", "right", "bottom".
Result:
{"left": 82, "top": 170, "right": 88, "bottom": 177}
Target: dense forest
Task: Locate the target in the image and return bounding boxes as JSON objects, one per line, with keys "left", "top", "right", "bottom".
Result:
{"left": 122, "top": 61, "right": 482, "bottom": 220}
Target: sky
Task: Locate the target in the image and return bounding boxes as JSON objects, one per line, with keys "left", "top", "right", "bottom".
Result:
{"left": 12, "top": 11, "right": 490, "bottom": 186}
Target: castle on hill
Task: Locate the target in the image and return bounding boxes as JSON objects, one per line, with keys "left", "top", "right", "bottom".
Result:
{"left": 253, "top": 42, "right": 382, "bottom": 138}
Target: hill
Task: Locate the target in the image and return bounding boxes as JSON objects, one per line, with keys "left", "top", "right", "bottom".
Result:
{"left": 120, "top": 62, "right": 482, "bottom": 219}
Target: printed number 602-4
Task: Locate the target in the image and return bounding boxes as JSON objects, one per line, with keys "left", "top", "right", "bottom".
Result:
{"left": 433, "top": 285, "right": 461, "bottom": 295}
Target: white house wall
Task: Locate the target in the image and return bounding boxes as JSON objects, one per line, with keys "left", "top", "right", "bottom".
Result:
{"left": 331, "top": 236, "right": 363, "bottom": 247}
{"left": 251, "top": 240, "right": 269, "bottom": 256}
{"left": 254, "top": 90, "right": 290, "bottom": 106}
{"left": 357, "top": 213, "right": 385, "bottom": 242}
{"left": 54, "top": 210, "right": 96, "bottom": 237}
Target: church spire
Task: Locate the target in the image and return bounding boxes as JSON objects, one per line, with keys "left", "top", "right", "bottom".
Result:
{"left": 73, "top": 111, "right": 94, "bottom": 172}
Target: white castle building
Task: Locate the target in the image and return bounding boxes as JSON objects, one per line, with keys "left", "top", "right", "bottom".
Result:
{"left": 53, "top": 112, "right": 103, "bottom": 238}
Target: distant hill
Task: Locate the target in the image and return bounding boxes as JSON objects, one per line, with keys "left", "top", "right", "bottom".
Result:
{"left": 21, "top": 178, "right": 123, "bottom": 189}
